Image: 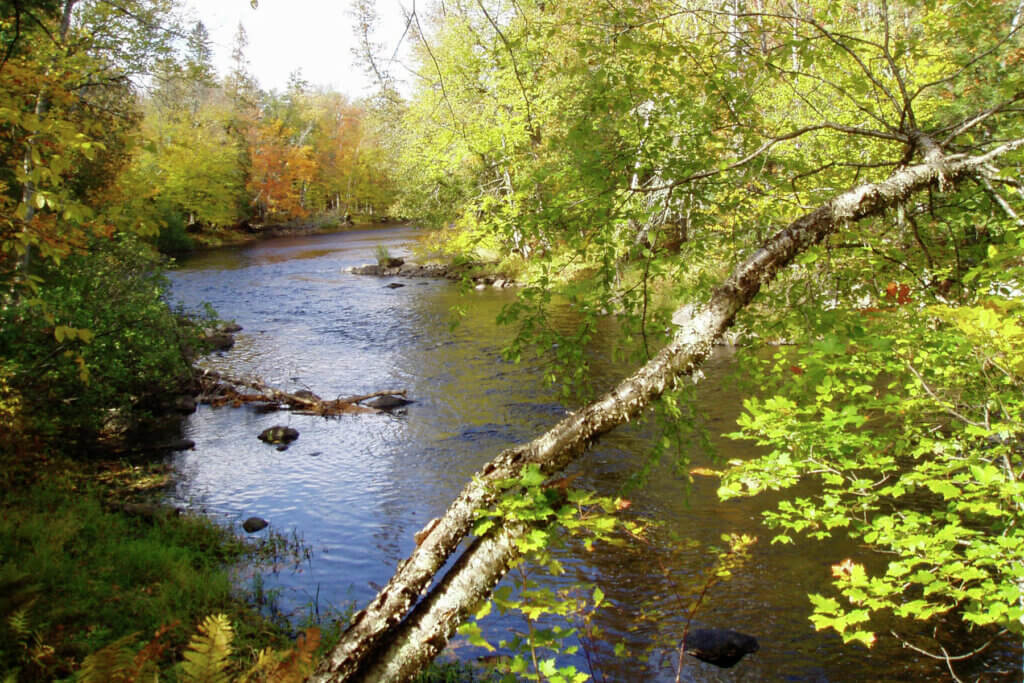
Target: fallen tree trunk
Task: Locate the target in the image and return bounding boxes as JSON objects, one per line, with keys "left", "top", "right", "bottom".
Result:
{"left": 196, "top": 368, "right": 407, "bottom": 416}
{"left": 312, "top": 138, "right": 1024, "bottom": 681}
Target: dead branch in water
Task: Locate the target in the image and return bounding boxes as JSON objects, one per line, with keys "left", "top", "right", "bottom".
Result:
{"left": 196, "top": 368, "right": 407, "bottom": 416}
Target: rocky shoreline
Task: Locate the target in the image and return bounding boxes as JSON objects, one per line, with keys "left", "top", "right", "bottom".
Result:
{"left": 348, "top": 258, "right": 517, "bottom": 289}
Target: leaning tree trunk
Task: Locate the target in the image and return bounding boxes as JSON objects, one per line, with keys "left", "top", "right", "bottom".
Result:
{"left": 311, "top": 136, "right": 1024, "bottom": 682}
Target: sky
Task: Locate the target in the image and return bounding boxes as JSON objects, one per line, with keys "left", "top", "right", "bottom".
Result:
{"left": 180, "top": 0, "right": 411, "bottom": 96}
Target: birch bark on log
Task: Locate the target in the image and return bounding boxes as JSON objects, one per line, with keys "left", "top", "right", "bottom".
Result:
{"left": 312, "top": 137, "right": 1024, "bottom": 682}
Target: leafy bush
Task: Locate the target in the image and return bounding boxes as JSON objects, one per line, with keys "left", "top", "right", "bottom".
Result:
{"left": 152, "top": 202, "right": 195, "bottom": 254}
{"left": 0, "top": 235, "right": 202, "bottom": 450}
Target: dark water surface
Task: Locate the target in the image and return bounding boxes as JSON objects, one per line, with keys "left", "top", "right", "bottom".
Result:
{"left": 167, "top": 225, "right": 1018, "bottom": 681}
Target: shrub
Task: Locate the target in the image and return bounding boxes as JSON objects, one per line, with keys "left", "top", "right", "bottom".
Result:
{"left": 0, "top": 235, "right": 202, "bottom": 450}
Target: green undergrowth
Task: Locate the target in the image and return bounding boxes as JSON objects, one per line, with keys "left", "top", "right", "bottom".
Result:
{"left": 0, "top": 455, "right": 296, "bottom": 681}
{"left": 414, "top": 660, "right": 499, "bottom": 682}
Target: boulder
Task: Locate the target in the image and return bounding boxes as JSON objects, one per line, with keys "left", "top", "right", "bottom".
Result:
{"left": 385, "top": 282, "right": 406, "bottom": 289}
{"left": 684, "top": 628, "right": 759, "bottom": 668}
{"left": 242, "top": 517, "right": 268, "bottom": 533}
{"left": 221, "top": 322, "right": 243, "bottom": 333}
{"left": 382, "top": 257, "right": 405, "bottom": 268}
{"left": 258, "top": 426, "right": 299, "bottom": 444}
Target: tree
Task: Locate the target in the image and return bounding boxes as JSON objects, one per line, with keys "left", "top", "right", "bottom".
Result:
{"left": 126, "top": 18, "right": 248, "bottom": 235}
{"left": 1, "top": 0, "right": 180, "bottom": 275}
{"left": 0, "top": 0, "right": 203, "bottom": 449}
{"left": 312, "top": 0, "right": 1024, "bottom": 679}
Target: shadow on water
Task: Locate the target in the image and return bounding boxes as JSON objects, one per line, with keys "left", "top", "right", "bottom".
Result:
{"left": 167, "top": 225, "right": 1020, "bottom": 681}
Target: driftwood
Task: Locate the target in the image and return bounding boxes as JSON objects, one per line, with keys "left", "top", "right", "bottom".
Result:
{"left": 196, "top": 368, "right": 408, "bottom": 416}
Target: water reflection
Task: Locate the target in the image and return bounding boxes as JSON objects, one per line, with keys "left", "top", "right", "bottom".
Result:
{"left": 167, "top": 225, "right": 1018, "bottom": 681}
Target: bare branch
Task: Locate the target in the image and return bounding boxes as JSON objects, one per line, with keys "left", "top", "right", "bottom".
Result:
{"left": 939, "top": 91, "right": 1024, "bottom": 146}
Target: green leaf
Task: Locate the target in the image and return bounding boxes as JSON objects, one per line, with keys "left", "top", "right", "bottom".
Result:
{"left": 457, "top": 621, "right": 494, "bottom": 652}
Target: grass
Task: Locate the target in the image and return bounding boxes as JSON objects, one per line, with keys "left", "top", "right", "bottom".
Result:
{"left": 0, "top": 454, "right": 294, "bottom": 681}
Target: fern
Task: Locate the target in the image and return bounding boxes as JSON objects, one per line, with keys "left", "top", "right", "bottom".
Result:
{"left": 6, "top": 607, "right": 31, "bottom": 640}
{"left": 131, "top": 622, "right": 175, "bottom": 679}
{"left": 241, "top": 647, "right": 286, "bottom": 682}
{"left": 77, "top": 633, "right": 141, "bottom": 683}
{"left": 180, "top": 614, "right": 234, "bottom": 683}
{"left": 241, "top": 628, "right": 320, "bottom": 683}
{"left": 273, "top": 627, "right": 320, "bottom": 682}
{"left": 71, "top": 614, "right": 314, "bottom": 683}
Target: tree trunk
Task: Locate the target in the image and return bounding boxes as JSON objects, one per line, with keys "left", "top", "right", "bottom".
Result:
{"left": 311, "top": 136, "right": 1024, "bottom": 682}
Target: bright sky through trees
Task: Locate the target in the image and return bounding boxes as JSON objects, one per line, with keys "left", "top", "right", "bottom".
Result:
{"left": 181, "top": 0, "right": 408, "bottom": 94}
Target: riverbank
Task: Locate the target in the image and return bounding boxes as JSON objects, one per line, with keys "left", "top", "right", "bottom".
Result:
{"left": 0, "top": 450, "right": 309, "bottom": 680}
{"left": 172, "top": 214, "right": 407, "bottom": 254}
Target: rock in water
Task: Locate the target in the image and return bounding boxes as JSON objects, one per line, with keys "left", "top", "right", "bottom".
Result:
{"left": 366, "top": 395, "right": 413, "bottom": 411}
{"left": 258, "top": 426, "right": 299, "bottom": 444}
{"left": 684, "top": 628, "right": 759, "bottom": 668}
{"left": 201, "top": 332, "right": 235, "bottom": 351}
{"left": 242, "top": 517, "right": 268, "bottom": 533}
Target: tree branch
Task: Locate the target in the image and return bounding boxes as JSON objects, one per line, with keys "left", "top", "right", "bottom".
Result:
{"left": 631, "top": 123, "right": 907, "bottom": 193}
{"left": 311, "top": 136, "right": 1024, "bottom": 681}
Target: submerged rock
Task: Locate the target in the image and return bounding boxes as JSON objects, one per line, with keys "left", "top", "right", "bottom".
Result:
{"left": 385, "top": 282, "right": 406, "bottom": 289}
{"left": 684, "top": 628, "right": 759, "bottom": 668}
{"left": 365, "top": 395, "right": 414, "bottom": 411}
{"left": 242, "top": 517, "right": 268, "bottom": 533}
{"left": 258, "top": 426, "right": 299, "bottom": 444}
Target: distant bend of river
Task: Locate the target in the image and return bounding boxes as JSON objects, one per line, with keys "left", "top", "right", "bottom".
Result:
{"left": 167, "top": 225, "right": 1019, "bottom": 681}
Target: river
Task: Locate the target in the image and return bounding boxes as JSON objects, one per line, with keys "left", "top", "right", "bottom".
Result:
{"left": 166, "top": 225, "right": 1018, "bottom": 681}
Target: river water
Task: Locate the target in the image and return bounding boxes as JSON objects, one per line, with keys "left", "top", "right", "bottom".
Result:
{"left": 167, "top": 225, "right": 1018, "bottom": 681}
